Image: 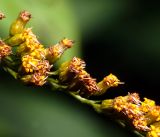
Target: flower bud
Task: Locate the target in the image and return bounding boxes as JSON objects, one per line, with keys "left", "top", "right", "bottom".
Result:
{"left": 101, "top": 99, "right": 114, "bottom": 110}
{"left": 59, "top": 57, "right": 85, "bottom": 83}
{"left": 7, "top": 33, "right": 24, "bottom": 46}
{"left": 10, "top": 11, "right": 31, "bottom": 36}
{"left": 45, "top": 38, "right": 74, "bottom": 64}
{"left": 97, "top": 73, "right": 124, "bottom": 95}
{"left": 21, "top": 72, "right": 47, "bottom": 86}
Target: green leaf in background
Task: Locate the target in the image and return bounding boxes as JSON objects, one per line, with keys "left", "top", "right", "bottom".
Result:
{"left": 0, "top": 0, "right": 81, "bottom": 66}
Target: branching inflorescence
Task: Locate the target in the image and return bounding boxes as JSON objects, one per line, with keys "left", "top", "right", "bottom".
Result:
{"left": 0, "top": 11, "right": 160, "bottom": 137}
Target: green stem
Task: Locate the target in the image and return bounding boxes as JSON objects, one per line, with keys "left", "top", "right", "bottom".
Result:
{"left": 69, "top": 92, "right": 101, "bottom": 112}
{"left": 47, "top": 70, "right": 59, "bottom": 76}
{"left": 47, "top": 78, "right": 67, "bottom": 90}
{"left": 2, "top": 56, "right": 17, "bottom": 69}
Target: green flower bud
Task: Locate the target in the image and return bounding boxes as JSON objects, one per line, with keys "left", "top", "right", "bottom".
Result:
{"left": 46, "top": 38, "right": 74, "bottom": 64}
{"left": 10, "top": 11, "right": 31, "bottom": 36}
{"left": 7, "top": 33, "right": 24, "bottom": 46}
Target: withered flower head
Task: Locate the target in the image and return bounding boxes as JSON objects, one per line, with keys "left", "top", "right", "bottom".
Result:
{"left": 0, "top": 40, "right": 12, "bottom": 59}
{"left": 21, "top": 72, "right": 47, "bottom": 86}
{"left": 30, "top": 72, "right": 47, "bottom": 86}
{"left": 127, "top": 92, "right": 141, "bottom": 105}
{"left": 36, "top": 60, "right": 52, "bottom": 75}
{"left": 0, "top": 11, "right": 5, "bottom": 20}
{"left": 113, "top": 93, "right": 151, "bottom": 132}
{"left": 59, "top": 57, "right": 86, "bottom": 82}
{"left": 78, "top": 70, "right": 100, "bottom": 96}
{"left": 69, "top": 57, "right": 86, "bottom": 73}
{"left": 60, "top": 38, "right": 74, "bottom": 48}
{"left": 19, "top": 10, "right": 31, "bottom": 22}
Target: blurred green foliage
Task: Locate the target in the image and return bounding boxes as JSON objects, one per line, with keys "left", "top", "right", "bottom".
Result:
{"left": 0, "top": 0, "right": 81, "bottom": 65}
{"left": 0, "top": 69, "right": 135, "bottom": 137}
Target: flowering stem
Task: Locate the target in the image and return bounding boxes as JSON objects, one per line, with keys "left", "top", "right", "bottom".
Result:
{"left": 47, "top": 78, "right": 67, "bottom": 90}
{"left": 69, "top": 92, "right": 102, "bottom": 112}
{"left": 1, "top": 11, "right": 160, "bottom": 137}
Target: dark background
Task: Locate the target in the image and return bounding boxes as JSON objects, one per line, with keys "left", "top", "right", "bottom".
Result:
{"left": 80, "top": 1, "right": 160, "bottom": 102}
{"left": 1, "top": 0, "right": 160, "bottom": 137}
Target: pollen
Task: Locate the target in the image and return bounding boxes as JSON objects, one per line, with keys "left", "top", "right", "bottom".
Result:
{"left": 22, "top": 55, "right": 39, "bottom": 73}
{"left": 147, "top": 125, "right": 160, "bottom": 137}
{"left": 0, "top": 40, "right": 12, "bottom": 59}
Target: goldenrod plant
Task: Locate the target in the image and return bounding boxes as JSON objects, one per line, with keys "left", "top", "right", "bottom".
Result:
{"left": 1, "top": 11, "right": 160, "bottom": 137}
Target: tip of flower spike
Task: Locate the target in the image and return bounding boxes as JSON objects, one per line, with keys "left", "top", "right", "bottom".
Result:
{"left": 61, "top": 38, "right": 74, "bottom": 48}
{"left": 19, "top": 10, "right": 31, "bottom": 22}
{"left": 103, "top": 73, "right": 124, "bottom": 87}
{"left": 0, "top": 12, "right": 5, "bottom": 20}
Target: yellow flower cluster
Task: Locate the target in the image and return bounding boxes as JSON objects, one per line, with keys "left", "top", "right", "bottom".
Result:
{"left": 58, "top": 57, "right": 122, "bottom": 96}
{"left": 112, "top": 93, "right": 160, "bottom": 135}
{"left": 1, "top": 10, "right": 123, "bottom": 93}
{"left": 7, "top": 11, "right": 73, "bottom": 86}
{"left": 147, "top": 123, "right": 160, "bottom": 137}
